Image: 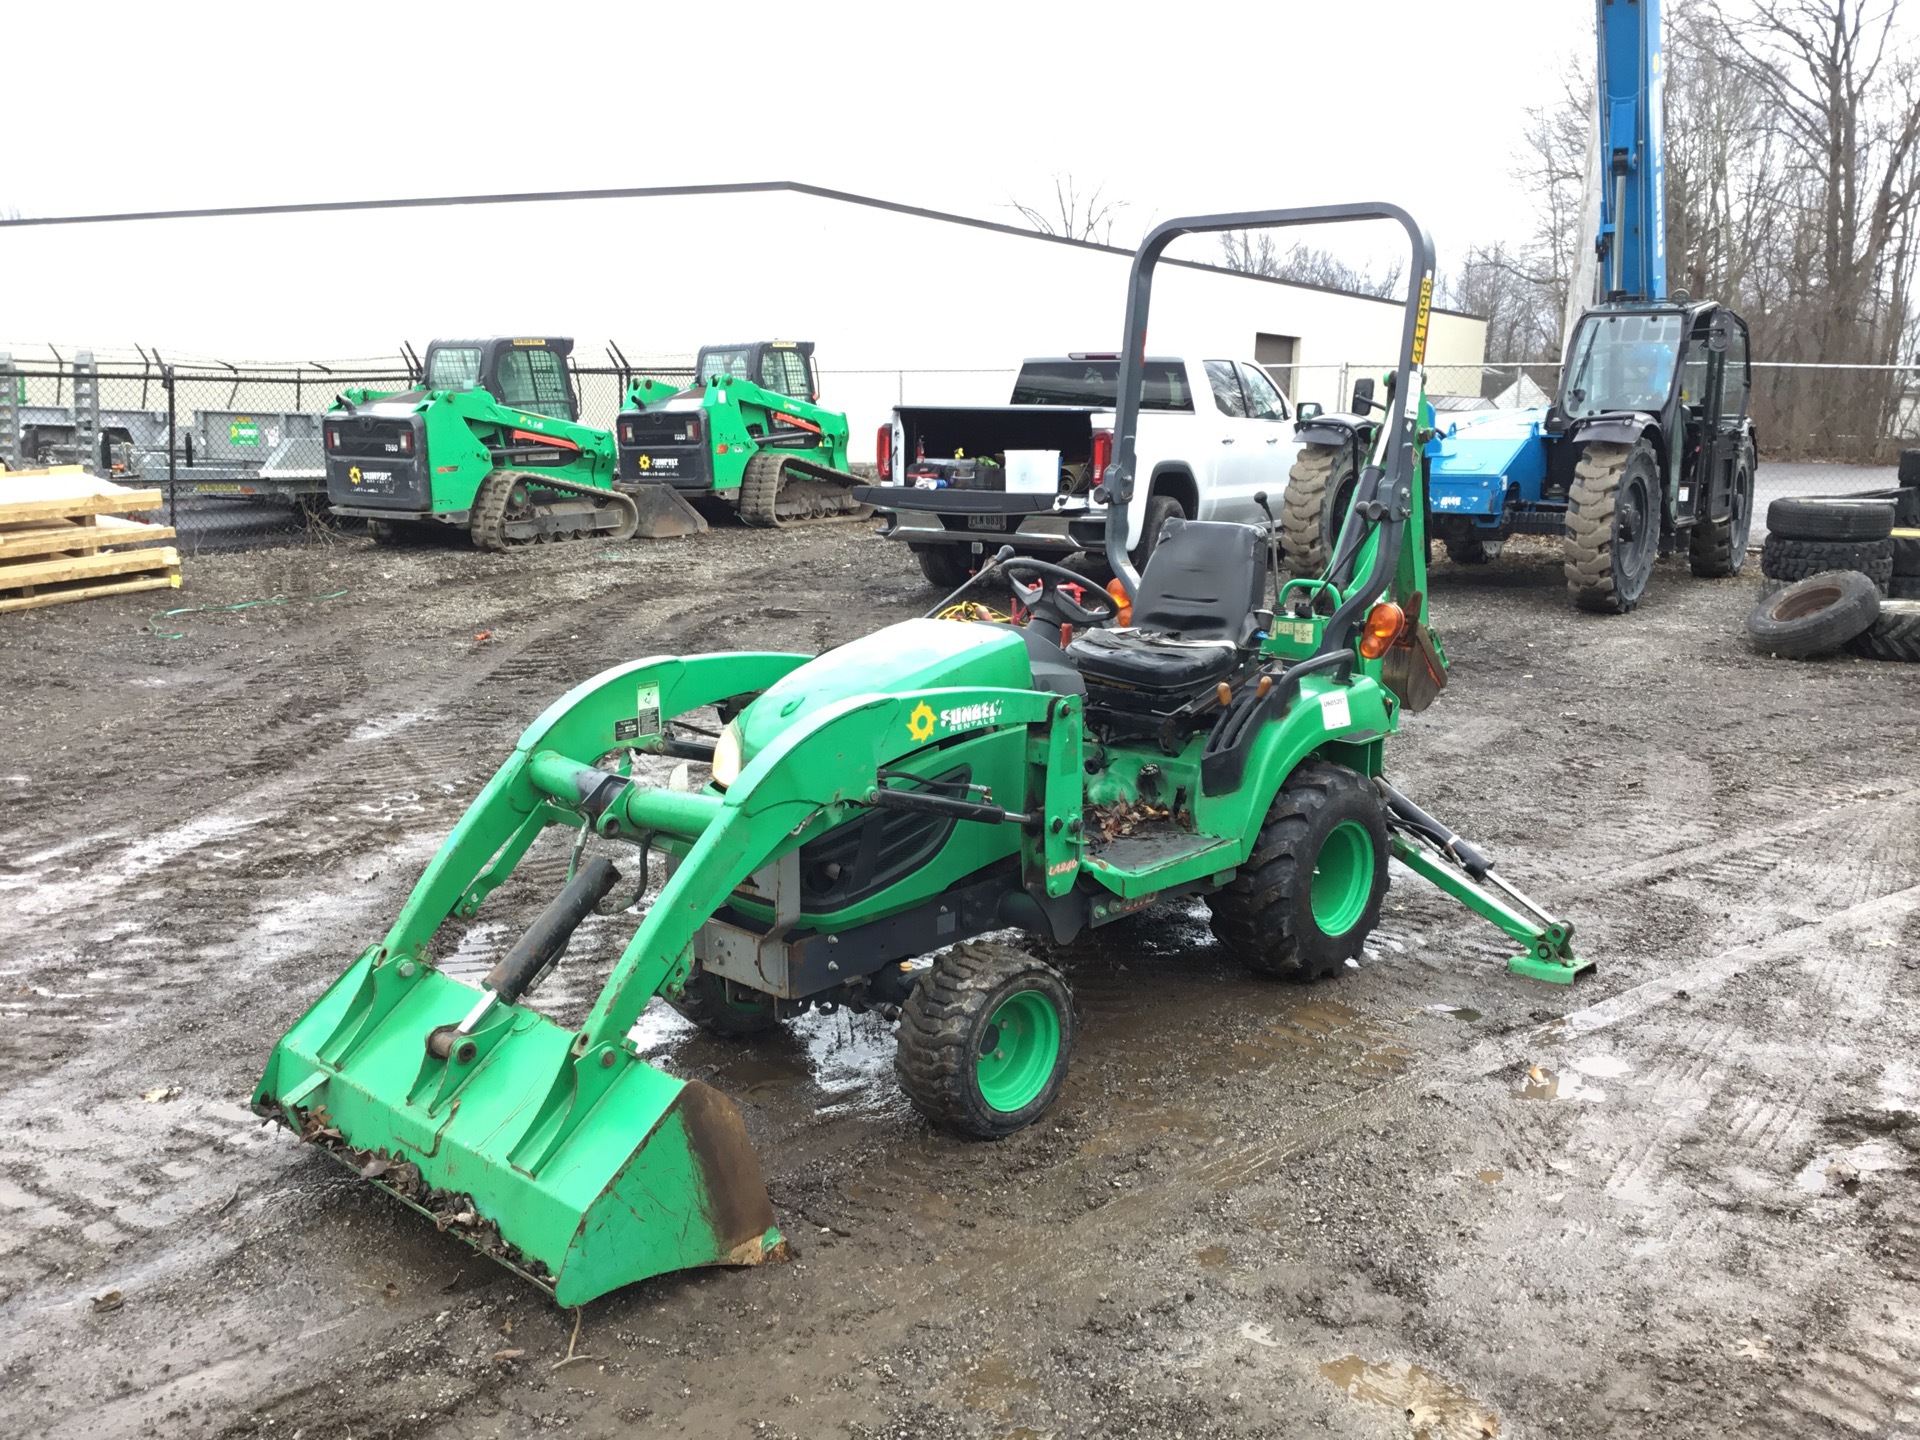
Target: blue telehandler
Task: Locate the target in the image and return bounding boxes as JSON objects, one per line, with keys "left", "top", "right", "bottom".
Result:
{"left": 1384, "top": 0, "right": 1757, "bottom": 612}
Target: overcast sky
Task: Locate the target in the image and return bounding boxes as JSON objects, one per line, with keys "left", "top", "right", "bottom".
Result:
{"left": 7, "top": 0, "right": 1591, "bottom": 260}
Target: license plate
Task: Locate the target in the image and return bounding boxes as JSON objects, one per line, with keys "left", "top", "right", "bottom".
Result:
{"left": 967, "top": 513, "right": 1007, "bottom": 531}
{"left": 195, "top": 484, "right": 242, "bottom": 493}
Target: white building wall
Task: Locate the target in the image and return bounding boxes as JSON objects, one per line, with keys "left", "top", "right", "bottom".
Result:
{"left": 0, "top": 187, "right": 1485, "bottom": 460}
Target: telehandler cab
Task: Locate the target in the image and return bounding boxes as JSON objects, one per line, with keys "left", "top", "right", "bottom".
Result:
{"left": 258, "top": 203, "right": 1589, "bottom": 1307}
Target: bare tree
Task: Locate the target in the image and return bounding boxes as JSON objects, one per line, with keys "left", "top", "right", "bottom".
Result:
{"left": 1720, "top": 0, "right": 1920, "bottom": 451}
{"left": 1010, "top": 176, "right": 1128, "bottom": 245}
{"left": 1218, "top": 232, "right": 1404, "bottom": 299}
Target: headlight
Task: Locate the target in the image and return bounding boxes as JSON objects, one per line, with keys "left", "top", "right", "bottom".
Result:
{"left": 710, "top": 720, "right": 744, "bottom": 789}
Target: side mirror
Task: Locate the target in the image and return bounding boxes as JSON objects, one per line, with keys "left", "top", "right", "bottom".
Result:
{"left": 1707, "top": 314, "right": 1732, "bottom": 353}
{"left": 1297, "top": 401, "right": 1323, "bottom": 422}
{"left": 1350, "top": 377, "right": 1376, "bottom": 413}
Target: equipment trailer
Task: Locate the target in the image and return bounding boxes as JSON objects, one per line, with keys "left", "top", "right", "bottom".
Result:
{"left": 257, "top": 202, "right": 1590, "bottom": 1307}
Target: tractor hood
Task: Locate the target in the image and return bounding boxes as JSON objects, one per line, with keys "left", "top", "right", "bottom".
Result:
{"left": 730, "top": 620, "right": 1029, "bottom": 769}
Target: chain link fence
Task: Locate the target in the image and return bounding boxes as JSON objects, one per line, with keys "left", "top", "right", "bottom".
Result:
{"left": 0, "top": 350, "right": 693, "bottom": 554}
{"left": 3, "top": 349, "right": 1910, "bottom": 553}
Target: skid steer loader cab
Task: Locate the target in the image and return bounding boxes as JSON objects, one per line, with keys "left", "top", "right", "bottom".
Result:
{"left": 422, "top": 337, "right": 579, "bottom": 421}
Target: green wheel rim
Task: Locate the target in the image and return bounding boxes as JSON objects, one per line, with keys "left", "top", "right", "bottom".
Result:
{"left": 1310, "top": 820, "right": 1374, "bottom": 936}
{"left": 975, "top": 989, "right": 1060, "bottom": 1113}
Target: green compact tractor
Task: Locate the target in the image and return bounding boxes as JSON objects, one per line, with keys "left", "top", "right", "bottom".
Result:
{"left": 324, "top": 337, "right": 704, "bottom": 550}
{"left": 258, "top": 204, "right": 1589, "bottom": 1307}
{"left": 615, "top": 340, "right": 865, "bottom": 525}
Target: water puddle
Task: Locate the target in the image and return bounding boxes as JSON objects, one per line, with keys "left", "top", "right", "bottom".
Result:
{"left": 960, "top": 1352, "right": 1042, "bottom": 1413}
{"left": 347, "top": 711, "right": 437, "bottom": 744}
{"left": 1319, "top": 1354, "right": 1501, "bottom": 1439}
{"left": 1476, "top": 1169, "right": 1504, "bottom": 1185}
{"left": 1794, "top": 1139, "right": 1899, "bottom": 1193}
{"left": 1516, "top": 1063, "right": 1607, "bottom": 1102}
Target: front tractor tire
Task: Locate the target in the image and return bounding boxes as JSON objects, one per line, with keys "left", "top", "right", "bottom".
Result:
{"left": 1206, "top": 762, "right": 1389, "bottom": 980}
{"left": 1281, "top": 443, "right": 1358, "bottom": 576}
{"left": 894, "top": 943, "right": 1074, "bottom": 1139}
{"left": 1563, "top": 440, "right": 1663, "bottom": 612}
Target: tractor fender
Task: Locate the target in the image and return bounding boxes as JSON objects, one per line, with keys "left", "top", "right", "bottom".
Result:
{"left": 1195, "top": 671, "right": 1395, "bottom": 815}
{"left": 1569, "top": 414, "right": 1663, "bottom": 458}
{"left": 1294, "top": 415, "right": 1372, "bottom": 449}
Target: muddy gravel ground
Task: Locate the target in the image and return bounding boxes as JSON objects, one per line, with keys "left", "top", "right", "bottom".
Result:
{"left": 2, "top": 519, "right": 1917, "bottom": 1440}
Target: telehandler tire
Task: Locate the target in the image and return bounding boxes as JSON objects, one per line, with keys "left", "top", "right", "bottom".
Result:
{"left": 1564, "top": 440, "right": 1662, "bottom": 613}
{"left": 894, "top": 943, "right": 1073, "bottom": 1139}
{"left": 1207, "top": 762, "right": 1388, "bottom": 981}
{"left": 1281, "top": 443, "right": 1357, "bottom": 576}
{"left": 1689, "top": 445, "right": 1755, "bottom": 577}
{"left": 667, "top": 969, "right": 784, "bottom": 1037}
{"left": 912, "top": 543, "right": 973, "bottom": 590}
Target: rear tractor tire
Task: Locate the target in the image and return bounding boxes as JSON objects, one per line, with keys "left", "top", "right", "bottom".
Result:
{"left": 1563, "top": 440, "right": 1662, "bottom": 613}
{"left": 894, "top": 943, "right": 1073, "bottom": 1139}
{"left": 667, "top": 969, "right": 784, "bottom": 1038}
{"left": 1281, "top": 443, "right": 1358, "bottom": 576}
{"left": 1206, "top": 762, "right": 1388, "bottom": 981}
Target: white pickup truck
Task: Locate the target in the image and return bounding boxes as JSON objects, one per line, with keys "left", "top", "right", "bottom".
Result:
{"left": 853, "top": 353, "right": 1307, "bottom": 587}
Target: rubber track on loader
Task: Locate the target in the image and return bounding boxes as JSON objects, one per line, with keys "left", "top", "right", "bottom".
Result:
{"left": 738, "top": 452, "right": 871, "bottom": 528}
{"left": 470, "top": 470, "right": 639, "bottom": 551}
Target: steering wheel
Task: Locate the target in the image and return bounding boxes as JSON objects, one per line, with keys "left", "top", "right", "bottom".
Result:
{"left": 1003, "top": 557, "right": 1119, "bottom": 627}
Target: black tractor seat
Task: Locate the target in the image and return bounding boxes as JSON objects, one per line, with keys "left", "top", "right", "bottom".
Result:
{"left": 1067, "top": 518, "right": 1267, "bottom": 704}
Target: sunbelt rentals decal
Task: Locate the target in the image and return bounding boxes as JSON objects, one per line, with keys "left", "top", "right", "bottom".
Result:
{"left": 906, "top": 699, "right": 1003, "bottom": 742}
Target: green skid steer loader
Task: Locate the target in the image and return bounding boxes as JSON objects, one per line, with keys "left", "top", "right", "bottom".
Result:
{"left": 258, "top": 203, "right": 1590, "bottom": 1307}
{"left": 325, "top": 336, "right": 705, "bottom": 550}
{"left": 615, "top": 340, "right": 866, "bottom": 525}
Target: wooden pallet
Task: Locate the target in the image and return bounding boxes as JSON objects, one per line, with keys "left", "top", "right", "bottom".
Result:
{"left": 0, "top": 467, "right": 182, "bottom": 614}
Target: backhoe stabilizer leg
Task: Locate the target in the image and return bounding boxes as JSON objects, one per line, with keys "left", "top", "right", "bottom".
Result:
{"left": 1386, "top": 832, "right": 1592, "bottom": 984}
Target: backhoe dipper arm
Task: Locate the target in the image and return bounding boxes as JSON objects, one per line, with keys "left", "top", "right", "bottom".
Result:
{"left": 1375, "top": 778, "right": 1592, "bottom": 985}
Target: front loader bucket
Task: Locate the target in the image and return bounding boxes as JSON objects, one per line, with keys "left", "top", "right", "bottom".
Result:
{"left": 619, "top": 481, "right": 710, "bottom": 539}
{"left": 255, "top": 955, "right": 781, "bottom": 1306}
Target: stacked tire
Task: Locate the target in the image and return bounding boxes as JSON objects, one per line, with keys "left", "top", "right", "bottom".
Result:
{"left": 1758, "top": 496, "right": 1896, "bottom": 593}
{"left": 1748, "top": 456, "right": 1920, "bottom": 662}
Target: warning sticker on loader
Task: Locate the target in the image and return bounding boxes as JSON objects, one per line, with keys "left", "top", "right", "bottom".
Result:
{"left": 635, "top": 683, "right": 662, "bottom": 737}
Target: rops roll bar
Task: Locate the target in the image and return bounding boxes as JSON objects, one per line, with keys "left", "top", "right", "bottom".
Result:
{"left": 1097, "top": 202, "right": 1436, "bottom": 658}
